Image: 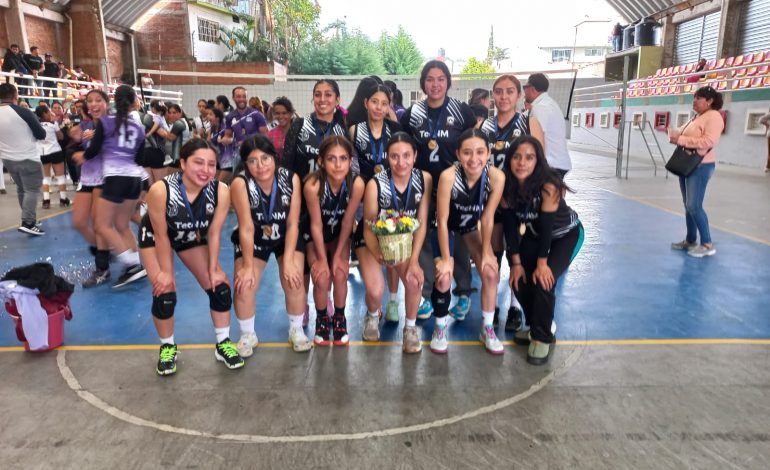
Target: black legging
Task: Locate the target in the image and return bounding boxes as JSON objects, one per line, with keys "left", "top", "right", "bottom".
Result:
{"left": 514, "top": 223, "right": 583, "bottom": 343}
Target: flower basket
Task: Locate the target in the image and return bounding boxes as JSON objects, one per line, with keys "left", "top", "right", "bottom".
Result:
{"left": 377, "top": 232, "right": 413, "bottom": 265}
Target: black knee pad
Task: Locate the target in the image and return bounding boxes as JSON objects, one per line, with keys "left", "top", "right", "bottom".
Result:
{"left": 152, "top": 292, "right": 177, "bottom": 320}
{"left": 207, "top": 283, "right": 232, "bottom": 312}
{"left": 431, "top": 285, "right": 451, "bottom": 318}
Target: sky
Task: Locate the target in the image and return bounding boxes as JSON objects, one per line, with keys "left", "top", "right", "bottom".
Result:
{"left": 318, "top": 0, "right": 623, "bottom": 70}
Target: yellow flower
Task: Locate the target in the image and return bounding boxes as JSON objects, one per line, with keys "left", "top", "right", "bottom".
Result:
{"left": 399, "top": 217, "right": 414, "bottom": 227}
{"left": 375, "top": 220, "right": 386, "bottom": 229}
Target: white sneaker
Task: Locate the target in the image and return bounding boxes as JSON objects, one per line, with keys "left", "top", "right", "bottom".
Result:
{"left": 236, "top": 331, "right": 259, "bottom": 357}
{"left": 479, "top": 325, "right": 504, "bottom": 355}
{"left": 430, "top": 322, "right": 449, "bottom": 354}
{"left": 687, "top": 244, "right": 716, "bottom": 258}
{"left": 288, "top": 327, "right": 312, "bottom": 352}
{"left": 362, "top": 312, "right": 380, "bottom": 342}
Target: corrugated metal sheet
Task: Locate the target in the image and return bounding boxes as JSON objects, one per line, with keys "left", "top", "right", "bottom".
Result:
{"left": 739, "top": 0, "right": 770, "bottom": 54}
{"left": 101, "top": 0, "right": 160, "bottom": 31}
{"left": 674, "top": 11, "right": 720, "bottom": 65}
{"left": 604, "top": 0, "right": 679, "bottom": 22}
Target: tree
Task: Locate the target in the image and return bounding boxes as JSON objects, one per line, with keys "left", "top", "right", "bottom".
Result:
{"left": 378, "top": 26, "right": 424, "bottom": 75}
{"left": 291, "top": 27, "right": 386, "bottom": 75}
{"left": 219, "top": 22, "right": 272, "bottom": 62}
{"left": 492, "top": 47, "right": 510, "bottom": 69}
{"left": 269, "top": 0, "right": 322, "bottom": 64}
{"left": 460, "top": 57, "right": 495, "bottom": 75}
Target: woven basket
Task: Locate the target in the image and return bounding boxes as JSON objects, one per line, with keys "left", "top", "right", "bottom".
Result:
{"left": 377, "top": 232, "right": 413, "bottom": 265}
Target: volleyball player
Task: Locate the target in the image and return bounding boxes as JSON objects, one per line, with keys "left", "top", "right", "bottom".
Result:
{"left": 35, "top": 105, "right": 69, "bottom": 208}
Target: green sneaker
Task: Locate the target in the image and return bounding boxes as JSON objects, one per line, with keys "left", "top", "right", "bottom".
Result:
{"left": 527, "top": 340, "right": 552, "bottom": 365}
{"left": 156, "top": 343, "right": 178, "bottom": 376}
{"left": 215, "top": 338, "right": 245, "bottom": 370}
{"left": 385, "top": 300, "right": 400, "bottom": 322}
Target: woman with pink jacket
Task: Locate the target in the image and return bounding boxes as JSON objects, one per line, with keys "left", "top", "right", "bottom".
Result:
{"left": 668, "top": 86, "right": 724, "bottom": 258}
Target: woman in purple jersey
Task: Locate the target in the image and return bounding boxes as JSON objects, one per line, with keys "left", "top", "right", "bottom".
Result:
{"left": 75, "top": 85, "right": 147, "bottom": 289}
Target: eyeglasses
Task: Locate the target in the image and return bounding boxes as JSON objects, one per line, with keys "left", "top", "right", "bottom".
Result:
{"left": 245, "top": 154, "right": 274, "bottom": 166}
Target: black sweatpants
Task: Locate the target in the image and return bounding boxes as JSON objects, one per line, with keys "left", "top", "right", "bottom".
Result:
{"left": 514, "top": 223, "right": 583, "bottom": 343}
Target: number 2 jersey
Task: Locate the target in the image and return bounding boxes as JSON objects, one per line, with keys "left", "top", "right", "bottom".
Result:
{"left": 139, "top": 173, "right": 219, "bottom": 251}
{"left": 479, "top": 112, "right": 531, "bottom": 169}
{"left": 447, "top": 161, "right": 491, "bottom": 234}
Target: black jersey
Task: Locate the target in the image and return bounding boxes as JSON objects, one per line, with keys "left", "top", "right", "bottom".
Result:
{"left": 400, "top": 97, "right": 475, "bottom": 187}
{"left": 351, "top": 119, "right": 401, "bottom": 182}
{"left": 447, "top": 162, "right": 491, "bottom": 234}
{"left": 511, "top": 193, "right": 579, "bottom": 239}
{"left": 480, "top": 112, "right": 531, "bottom": 168}
{"left": 233, "top": 166, "right": 295, "bottom": 248}
{"left": 284, "top": 113, "right": 346, "bottom": 179}
{"left": 374, "top": 168, "right": 425, "bottom": 219}
{"left": 318, "top": 178, "right": 356, "bottom": 243}
{"left": 151, "top": 173, "right": 219, "bottom": 251}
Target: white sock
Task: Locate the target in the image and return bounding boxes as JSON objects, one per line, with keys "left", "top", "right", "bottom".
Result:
{"left": 43, "top": 192, "right": 50, "bottom": 201}
{"left": 367, "top": 310, "right": 379, "bottom": 317}
{"left": 482, "top": 310, "right": 494, "bottom": 326}
{"left": 288, "top": 314, "right": 303, "bottom": 329}
{"left": 238, "top": 316, "right": 255, "bottom": 335}
{"left": 215, "top": 326, "right": 230, "bottom": 343}
{"left": 406, "top": 318, "right": 416, "bottom": 327}
{"left": 59, "top": 191, "right": 67, "bottom": 199}
{"left": 160, "top": 335, "right": 174, "bottom": 345}
{"left": 389, "top": 291, "right": 398, "bottom": 302}
{"left": 117, "top": 250, "right": 134, "bottom": 266}
{"left": 435, "top": 316, "right": 449, "bottom": 327}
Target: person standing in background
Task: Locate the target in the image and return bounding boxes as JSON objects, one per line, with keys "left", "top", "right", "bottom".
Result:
{"left": 23, "top": 47, "right": 45, "bottom": 96}
{"left": 759, "top": 107, "right": 770, "bottom": 173}
{"left": 41, "top": 53, "right": 60, "bottom": 98}
{"left": 523, "top": 73, "right": 572, "bottom": 178}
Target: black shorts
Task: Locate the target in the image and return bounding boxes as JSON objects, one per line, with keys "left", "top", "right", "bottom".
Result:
{"left": 142, "top": 147, "right": 166, "bottom": 169}
{"left": 352, "top": 220, "right": 366, "bottom": 250}
{"left": 41, "top": 151, "right": 65, "bottom": 165}
{"left": 141, "top": 178, "right": 150, "bottom": 192}
{"left": 76, "top": 183, "right": 102, "bottom": 193}
{"left": 101, "top": 176, "right": 142, "bottom": 203}
{"left": 231, "top": 228, "right": 305, "bottom": 262}
{"left": 138, "top": 214, "right": 207, "bottom": 252}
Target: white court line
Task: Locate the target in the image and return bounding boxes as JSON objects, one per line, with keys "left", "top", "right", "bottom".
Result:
{"left": 56, "top": 346, "right": 583, "bottom": 444}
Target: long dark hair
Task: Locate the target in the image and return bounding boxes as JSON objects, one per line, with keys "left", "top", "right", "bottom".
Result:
{"left": 180, "top": 138, "right": 217, "bottom": 161}
{"left": 237, "top": 134, "right": 278, "bottom": 177}
{"left": 502, "top": 136, "right": 571, "bottom": 207}
{"left": 306, "top": 135, "right": 354, "bottom": 200}
{"left": 113, "top": 85, "right": 135, "bottom": 137}
{"left": 346, "top": 77, "right": 380, "bottom": 126}
{"left": 313, "top": 79, "right": 346, "bottom": 127}
{"left": 386, "top": 131, "right": 417, "bottom": 154}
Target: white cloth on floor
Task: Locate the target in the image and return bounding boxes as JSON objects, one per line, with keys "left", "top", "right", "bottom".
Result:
{"left": 0, "top": 281, "right": 48, "bottom": 350}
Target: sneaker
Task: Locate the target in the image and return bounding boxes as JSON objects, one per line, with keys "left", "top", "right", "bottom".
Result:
{"left": 479, "top": 325, "right": 504, "bottom": 355}
{"left": 430, "top": 322, "right": 449, "bottom": 354}
{"left": 402, "top": 325, "right": 422, "bottom": 353}
{"left": 215, "top": 338, "right": 245, "bottom": 369}
{"left": 113, "top": 264, "right": 147, "bottom": 288}
{"left": 156, "top": 343, "right": 178, "bottom": 376}
{"left": 417, "top": 297, "right": 433, "bottom": 320}
{"left": 42, "top": 199, "right": 51, "bottom": 209}
{"left": 303, "top": 303, "right": 309, "bottom": 327}
{"left": 505, "top": 306, "right": 523, "bottom": 332}
{"left": 236, "top": 331, "right": 259, "bottom": 357}
{"left": 688, "top": 244, "right": 716, "bottom": 258}
{"left": 527, "top": 340, "right": 552, "bottom": 365}
{"left": 314, "top": 315, "right": 331, "bottom": 346}
{"left": 385, "top": 300, "right": 400, "bottom": 322}
{"left": 18, "top": 223, "right": 45, "bottom": 236}
{"left": 362, "top": 311, "right": 381, "bottom": 342}
{"left": 289, "top": 326, "right": 312, "bottom": 352}
{"left": 82, "top": 268, "right": 111, "bottom": 288}
{"left": 332, "top": 314, "right": 349, "bottom": 346}
{"left": 514, "top": 328, "right": 531, "bottom": 346}
{"left": 671, "top": 240, "right": 697, "bottom": 251}
{"left": 0, "top": 189, "right": 6, "bottom": 194}
{"left": 449, "top": 295, "right": 471, "bottom": 321}
{"left": 59, "top": 197, "right": 71, "bottom": 207}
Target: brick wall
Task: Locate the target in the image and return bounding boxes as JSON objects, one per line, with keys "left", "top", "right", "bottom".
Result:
{"left": 0, "top": 8, "right": 8, "bottom": 50}
{"left": 135, "top": 0, "right": 192, "bottom": 63}
{"left": 106, "top": 38, "right": 125, "bottom": 81}
{"left": 24, "top": 15, "right": 68, "bottom": 61}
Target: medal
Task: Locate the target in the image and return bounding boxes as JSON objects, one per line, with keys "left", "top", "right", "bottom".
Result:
{"left": 519, "top": 223, "right": 526, "bottom": 236}
{"left": 263, "top": 224, "right": 273, "bottom": 238}
{"left": 426, "top": 99, "right": 448, "bottom": 152}
{"left": 195, "top": 230, "right": 201, "bottom": 243}
{"left": 495, "top": 141, "right": 505, "bottom": 151}
{"left": 428, "top": 139, "right": 438, "bottom": 150}
{"left": 374, "top": 164, "right": 384, "bottom": 174}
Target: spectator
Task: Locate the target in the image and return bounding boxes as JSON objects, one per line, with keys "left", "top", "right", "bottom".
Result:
{"left": 469, "top": 88, "right": 491, "bottom": 109}
{"left": 523, "top": 73, "right": 572, "bottom": 177}
{"left": 2, "top": 44, "right": 31, "bottom": 96}
{"left": 611, "top": 23, "right": 623, "bottom": 52}
{"left": 759, "top": 106, "right": 770, "bottom": 173}
{"left": 384, "top": 80, "right": 407, "bottom": 120}
{"left": 686, "top": 58, "right": 707, "bottom": 83}
{"left": 140, "top": 73, "right": 154, "bottom": 89}
{"left": 0, "top": 83, "right": 47, "bottom": 235}
{"left": 23, "top": 46, "right": 45, "bottom": 95}
{"left": 41, "top": 53, "right": 60, "bottom": 98}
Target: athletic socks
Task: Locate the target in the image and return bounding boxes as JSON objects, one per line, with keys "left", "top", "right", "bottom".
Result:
{"left": 59, "top": 191, "right": 67, "bottom": 199}
{"left": 288, "top": 314, "right": 304, "bottom": 329}
{"left": 435, "top": 316, "right": 449, "bottom": 328}
{"left": 42, "top": 192, "right": 50, "bottom": 201}
{"left": 117, "top": 249, "right": 140, "bottom": 267}
{"left": 215, "top": 327, "right": 230, "bottom": 343}
{"left": 238, "top": 316, "right": 255, "bottom": 335}
{"left": 482, "top": 310, "right": 495, "bottom": 327}
{"left": 160, "top": 335, "right": 175, "bottom": 345}
{"left": 431, "top": 286, "right": 451, "bottom": 318}
{"left": 334, "top": 306, "right": 345, "bottom": 317}
{"left": 389, "top": 291, "right": 398, "bottom": 302}
{"left": 406, "top": 318, "right": 417, "bottom": 327}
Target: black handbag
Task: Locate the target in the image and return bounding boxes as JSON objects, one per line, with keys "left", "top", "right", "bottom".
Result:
{"left": 665, "top": 120, "right": 708, "bottom": 177}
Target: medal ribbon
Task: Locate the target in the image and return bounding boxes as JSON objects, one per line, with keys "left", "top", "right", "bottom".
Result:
{"left": 178, "top": 173, "right": 207, "bottom": 230}
{"left": 326, "top": 179, "right": 348, "bottom": 223}
{"left": 313, "top": 115, "right": 335, "bottom": 147}
{"left": 389, "top": 171, "right": 413, "bottom": 212}
{"left": 427, "top": 98, "right": 449, "bottom": 141}
{"left": 494, "top": 113, "right": 517, "bottom": 143}
{"left": 368, "top": 122, "right": 385, "bottom": 165}
{"left": 256, "top": 177, "right": 278, "bottom": 225}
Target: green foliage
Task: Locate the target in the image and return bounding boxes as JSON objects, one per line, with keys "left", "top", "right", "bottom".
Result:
{"left": 219, "top": 22, "right": 272, "bottom": 62}
{"left": 291, "top": 27, "right": 386, "bottom": 75}
{"left": 269, "top": 0, "right": 321, "bottom": 63}
{"left": 460, "top": 57, "right": 496, "bottom": 75}
{"left": 378, "top": 26, "right": 424, "bottom": 75}
{"left": 491, "top": 47, "right": 510, "bottom": 69}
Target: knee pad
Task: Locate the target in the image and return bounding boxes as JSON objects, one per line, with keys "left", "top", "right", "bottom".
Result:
{"left": 42, "top": 177, "right": 51, "bottom": 187}
{"left": 152, "top": 292, "right": 177, "bottom": 320}
{"left": 207, "top": 283, "right": 232, "bottom": 312}
{"left": 431, "top": 286, "right": 451, "bottom": 318}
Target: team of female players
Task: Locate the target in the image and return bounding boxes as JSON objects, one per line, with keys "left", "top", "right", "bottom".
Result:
{"left": 84, "top": 62, "right": 583, "bottom": 376}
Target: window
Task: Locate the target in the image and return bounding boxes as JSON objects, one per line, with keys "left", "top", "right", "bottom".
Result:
{"left": 197, "top": 18, "right": 220, "bottom": 44}
{"left": 584, "top": 48, "right": 603, "bottom": 57}
{"left": 409, "top": 90, "right": 424, "bottom": 106}
{"left": 551, "top": 49, "right": 571, "bottom": 62}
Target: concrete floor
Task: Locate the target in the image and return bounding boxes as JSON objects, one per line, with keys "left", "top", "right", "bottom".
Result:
{"left": 1, "top": 151, "right": 770, "bottom": 468}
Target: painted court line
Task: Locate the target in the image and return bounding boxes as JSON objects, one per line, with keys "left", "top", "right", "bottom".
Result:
{"left": 56, "top": 346, "right": 583, "bottom": 443}
{"left": 0, "top": 208, "right": 72, "bottom": 233}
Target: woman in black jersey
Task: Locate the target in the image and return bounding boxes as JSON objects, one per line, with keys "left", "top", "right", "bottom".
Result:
{"left": 480, "top": 75, "right": 544, "bottom": 331}
{"left": 501, "top": 136, "right": 583, "bottom": 365}
{"left": 432, "top": 129, "right": 505, "bottom": 355}
{"left": 349, "top": 84, "right": 403, "bottom": 321}
{"left": 359, "top": 132, "right": 432, "bottom": 353}
{"left": 283, "top": 79, "right": 347, "bottom": 179}
{"left": 138, "top": 139, "right": 242, "bottom": 376}
{"left": 230, "top": 134, "right": 311, "bottom": 353}
{"left": 399, "top": 60, "right": 477, "bottom": 321}
{"left": 303, "top": 136, "right": 365, "bottom": 346}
